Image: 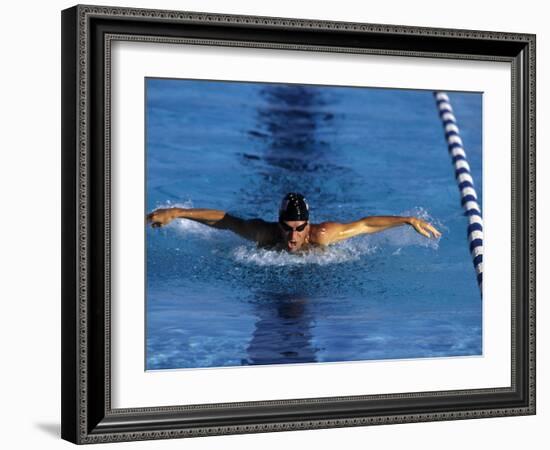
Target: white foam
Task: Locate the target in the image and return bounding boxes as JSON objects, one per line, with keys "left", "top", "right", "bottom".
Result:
{"left": 232, "top": 240, "right": 376, "bottom": 267}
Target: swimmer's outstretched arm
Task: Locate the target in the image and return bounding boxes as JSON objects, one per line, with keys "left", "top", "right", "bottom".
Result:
{"left": 147, "top": 208, "right": 226, "bottom": 227}
{"left": 313, "top": 216, "right": 441, "bottom": 245}
{"left": 146, "top": 207, "right": 273, "bottom": 243}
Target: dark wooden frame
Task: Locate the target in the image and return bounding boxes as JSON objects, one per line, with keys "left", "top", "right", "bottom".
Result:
{"left": 61, "top": 4, "right": 536, "bottom": 444}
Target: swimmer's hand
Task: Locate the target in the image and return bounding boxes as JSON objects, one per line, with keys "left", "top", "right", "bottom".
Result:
{"left": 409, "top": 217, "right": 442, "bottom": 239}
{"left": 147, "top": 208, "right": 176, "bottom": 228}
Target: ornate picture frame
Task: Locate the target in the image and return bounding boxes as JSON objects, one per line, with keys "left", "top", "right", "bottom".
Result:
{"left": 61, "top": 4, "right": 535, "bottom": 444}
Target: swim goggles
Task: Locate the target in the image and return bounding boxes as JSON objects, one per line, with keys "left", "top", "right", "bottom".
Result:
{"left": 279, "top": 221, "right": 308, "bottom": 232}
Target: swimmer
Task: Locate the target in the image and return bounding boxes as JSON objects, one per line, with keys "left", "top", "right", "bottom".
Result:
{"left": 146, "top": 193, "right": 442, "bottom": 253}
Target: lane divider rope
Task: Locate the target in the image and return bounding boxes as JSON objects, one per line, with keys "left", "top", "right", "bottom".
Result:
{"left": 434, "top": 92, "right": 483, "bottom": 294}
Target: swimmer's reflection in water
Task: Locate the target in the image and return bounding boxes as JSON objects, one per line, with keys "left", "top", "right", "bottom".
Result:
{"left": 244, "top": 293, "right": 317, "bottom": 366}
{"left": 146, "top": 193, "right": 441, "bottom": 253}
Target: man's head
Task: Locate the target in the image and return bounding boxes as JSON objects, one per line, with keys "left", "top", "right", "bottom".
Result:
{"left": 278, "top": 193, "right": 310, "bottom": 252}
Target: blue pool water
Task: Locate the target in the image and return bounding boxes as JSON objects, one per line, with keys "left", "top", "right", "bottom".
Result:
{"left": 145, "top": 79, "right": 482, "bottom": 370}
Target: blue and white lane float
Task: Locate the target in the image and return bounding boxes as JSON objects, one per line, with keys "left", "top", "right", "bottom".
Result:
{"left": 434, "top": 92, "right": 483, "bottom": 294}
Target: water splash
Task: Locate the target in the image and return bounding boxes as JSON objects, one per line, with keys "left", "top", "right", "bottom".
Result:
{"left": 232, "top": 240, "right": 376, "bottom": 267}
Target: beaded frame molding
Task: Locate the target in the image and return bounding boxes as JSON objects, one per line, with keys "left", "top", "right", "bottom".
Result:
{"left": 61, "top": 4, "right": 536, "bottom": 444}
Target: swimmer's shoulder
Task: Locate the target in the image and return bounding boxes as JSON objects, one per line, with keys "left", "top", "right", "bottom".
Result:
{"left": 309, "top": 222, "right": 339, "bottom": 246}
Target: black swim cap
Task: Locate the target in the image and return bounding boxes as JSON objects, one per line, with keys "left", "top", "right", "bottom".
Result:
{"left": 279, "top": 193, "right": 309, "bottom": 222}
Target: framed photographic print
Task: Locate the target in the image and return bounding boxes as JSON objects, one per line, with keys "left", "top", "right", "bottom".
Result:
{"left": 61, "top": 4, "right": 536, "bottom": 444}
